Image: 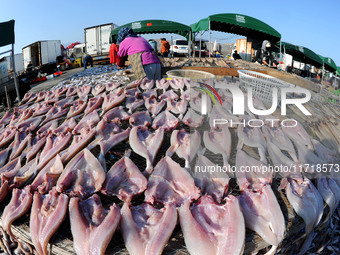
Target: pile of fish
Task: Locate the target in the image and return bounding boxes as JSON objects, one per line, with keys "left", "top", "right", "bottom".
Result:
{"left": 161, "top": 57, "right": 232, "bottom": 68}
{"left": 0, "top": 73, "right": 339, "bottom": 255}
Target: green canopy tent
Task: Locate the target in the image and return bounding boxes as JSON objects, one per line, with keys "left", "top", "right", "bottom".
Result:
{"left": 190, "top": 13, "right": 281, "bottom": 58}
{"left": 317, "top": 55, "right": 337, "bottom": 86}
{"left": 281, "top": 42, "right": 323, "bottom": 74}
{"left": 0, "top": 19, "right": 20, "bottom": 101}
{"left": 110, "top": 20, "right": 192, "bottom": 54}
{"left": 318, "top": 55, "right": 337, "bottom": 72}
{"left": 337, "top": 66, "right": 340, "bottom": 77}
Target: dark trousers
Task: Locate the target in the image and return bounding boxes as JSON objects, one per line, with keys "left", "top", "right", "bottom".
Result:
{"left": 84, "top": 56, "right": 93, "bottom": 70}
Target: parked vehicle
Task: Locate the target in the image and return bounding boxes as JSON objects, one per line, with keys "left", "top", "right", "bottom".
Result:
{"left": 193, "top": 40, "right": 209, "bottom": 57}
{"left": 170, "top": 39, "right": 189, "bottom": 57}
{"left": 22, "top": 40, "right": 61, "bottom": 73}
{"left": 0, "top": 58, "right": 31, "bottom": 107}
{"left": 85, "top": 23, "right": 118, "bottom": 63}
{"left": 5, "top": 53, "right": 24, "bottom": 74}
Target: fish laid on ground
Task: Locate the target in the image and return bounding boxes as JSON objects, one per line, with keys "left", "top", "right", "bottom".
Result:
{"left": 155, "top": 79, "right": 169, "bottom": 92}
{"left": 38, "top": 132, "right": 72, "bottom": 169}
{"left": 9, "top": 132, "right": 32, "bottom": 160}
{"left": 67, "top": 96, "right": 88, "bottom": 118}
{"left": 237, "top": 118, "right": 266, "bottom": 163}
{"left": 60, "top": 128, "right": 96, "bottom": 164}
{"left": 203, "top": 126, "right": 232, "bottom": 166}
{"left": 0, "top": 148, "right": 9, "bottom": 168}
{"left": 262, "top": 125, "right": 298, "bottom": 162}
{"left": 102, "top": 88, "right": 126, "bottom": 114}
{"left": 145, "top": 95, "right": 166, "bottom": 118}
{"left": 152, "top": 110, "right": 179, "bottom": 131}
{"left": 182, "top": 109, "right": 204, "bottom": 128}
{"left": 91, "top": 84, "right": 105, "bottom": 97}
{"left": 101, "top": 155, "right": 148, "bottom": 202}
{"left": 2, "top": 156, "right": 37, "bottom": 189}
{"left": 16, "top": 116, "right": 43, "bottom": 132}
{"left": 311, "top": 139, "right": 338, "bottom": 163}
{"left": 140, "top": 78, "right": 155, "bottom": 90}
{"left": 1, "top": 186, "right": 33, "bottom": 237}
{"left": 77, "top": 85, "right": 91, "bottom": 98}
{"left": 31, "top": 155, "right": 64, "bottom": 194}
{"left": 69, "top": 194, "right": 120, "bottom": 255}
{"left": 279, "top": 176, "right": 323, "bottom": 236}
{"left": 129, "top": 111, "right": 152, "bottom": 127}
{"left": 145, "top": 156, "right": 200, "bottom": 206}
{"left": 193, "top": 152, "right": 230, "bottom": 203}
{"left": 84, "top": 95, "right": 104, "bottom": 115}
{"left": 179, "top": 195, "right": 245, "bottom": 255}
{"left": 72, "top": 111, "right": 100, "bottom": 135}
{"left": 125, "top": 87, "right": 141, "bottom": 97}
{"left": 317, "top": 176, "right": 340, "bottom": 224}
{"left": 56, "top": 149, "right": 106, "bottom": 198}
{"left": 282, "top": 120, "right": 314, "bottom": 150}
{"left": 102, "top": 106, "right": 130, "bottom": 123}
{"left": 126, "top": 96, "right": 144, "bottom": 114}
{"left": 158, "top": 90, "right": 179, "bottom": 101}
{"left": 32, "top": 102, "right": 53, "bottom": 117}
{"left": 40, "top": 106, "right": 68, "bottom": 126}
{"left": 25, "top": 135, "right": 47, "bottom": 162}
{"left": 239, "top": 184, "right": 285, "bottom": 255}
{"left": 236, "top": 149, "right": 272, "bottom": 190}
{"left": 0, "top": 127, "right": 16, "bottom": 147}
{"left": 52, "top": 118, "right": 77, "bottom": 135}
{"left": 121, "top": 202, "right": 177, "bottom": 255}
{"left": 66, "top": 87, "right": 78, "bottom": 97}
{"left": 37, "top": 119, "right": 58, "bottom": 136}
{"left": 166, "top": 98, "right": 188, "bottom": 119}
{"left": 129, "top": 126, "right": 164, "bottom": 175}
{"left": 88, "top": 119, "right": 130, "bottom": 169}
{"left": 167, "top": 129, "right": 200, "bottom": 169}
{"left": 30, "top": 188, "right": 69, "bottom": 255}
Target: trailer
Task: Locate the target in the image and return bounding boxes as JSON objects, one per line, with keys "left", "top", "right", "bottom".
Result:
{"left": 84, "top": 23, "right": 118, "bottom": 63}
{"left": 22, "top": 40, "right": 61, "bottom": 72}
{"left": 0, "top": 58, "right": 30, "bottom": 107}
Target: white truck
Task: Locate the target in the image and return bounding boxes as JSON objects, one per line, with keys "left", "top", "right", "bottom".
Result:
{"left": 84, "top": 23, "right": 118, "bottom": 63}
{"left": 22, "top": 40, "right": 61, "bottom": 71}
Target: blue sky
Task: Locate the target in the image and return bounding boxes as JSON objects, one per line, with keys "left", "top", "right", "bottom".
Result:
{"left": 1, "top": 0, "right": 340, "bottom": 66}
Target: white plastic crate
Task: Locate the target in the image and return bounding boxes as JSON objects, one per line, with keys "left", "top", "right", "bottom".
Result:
{"left": 237, "top": 70, "right": 291, "bottom": 104}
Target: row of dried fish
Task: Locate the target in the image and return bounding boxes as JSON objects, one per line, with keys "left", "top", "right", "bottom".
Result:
{"left": 161, "top": 57, "right": 232, "bottom": 68}
{"left": 0, "top": 76, "right": 339, "bottom": 255}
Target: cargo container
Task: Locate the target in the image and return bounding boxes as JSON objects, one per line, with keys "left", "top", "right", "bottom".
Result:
{"left": 5, "top": 53, "right": 24, "bottom": 73}
{"left": 84, "top": 23, "right": 118, "bottom": 63}
{"left": 22, "top": 40, "right": 61, "bottom": 71}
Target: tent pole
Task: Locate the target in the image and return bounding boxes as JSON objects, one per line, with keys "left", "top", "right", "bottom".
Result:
{"left": 11, "top": 44, "right": 21, "bottom": 102}
{"left": 279, "top": 40, "right": 282, "bottom": 65}
{"left": 245, "top": 37, "right": 248, "bottom": 61}
{"left": 321, "top": 61, "right": 325, "bottom": 88}
{"left": 199, "top": 31, "right": 202, "bottom": 58}
{"left": 189, "top": 32, "right": 192, "bottom": 58}
{"left": 209, "top": 20, "right": 211, "bottom": 58}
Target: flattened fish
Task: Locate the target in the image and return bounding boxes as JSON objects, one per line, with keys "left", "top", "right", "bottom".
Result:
{"left": 69, "top": 194, "right": 120, "bottom": 255}
{"left": 30, "top": 188, "right": 69, "bottom": 255}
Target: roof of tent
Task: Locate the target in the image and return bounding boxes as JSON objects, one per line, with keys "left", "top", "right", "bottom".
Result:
{"left": 337, "top": 66, "right": 340, "bottom": 76}
{"left": 190, "top": 13, "right": 281, "bottom": 43}
{"left": 281, "top": 42, "right": 323, "bottom": 67}
{"left": 110, "top": 20, "right": 191, "bottom": 40}
{"left": 318, "top": 55, "right": 337, "bottom": 72}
